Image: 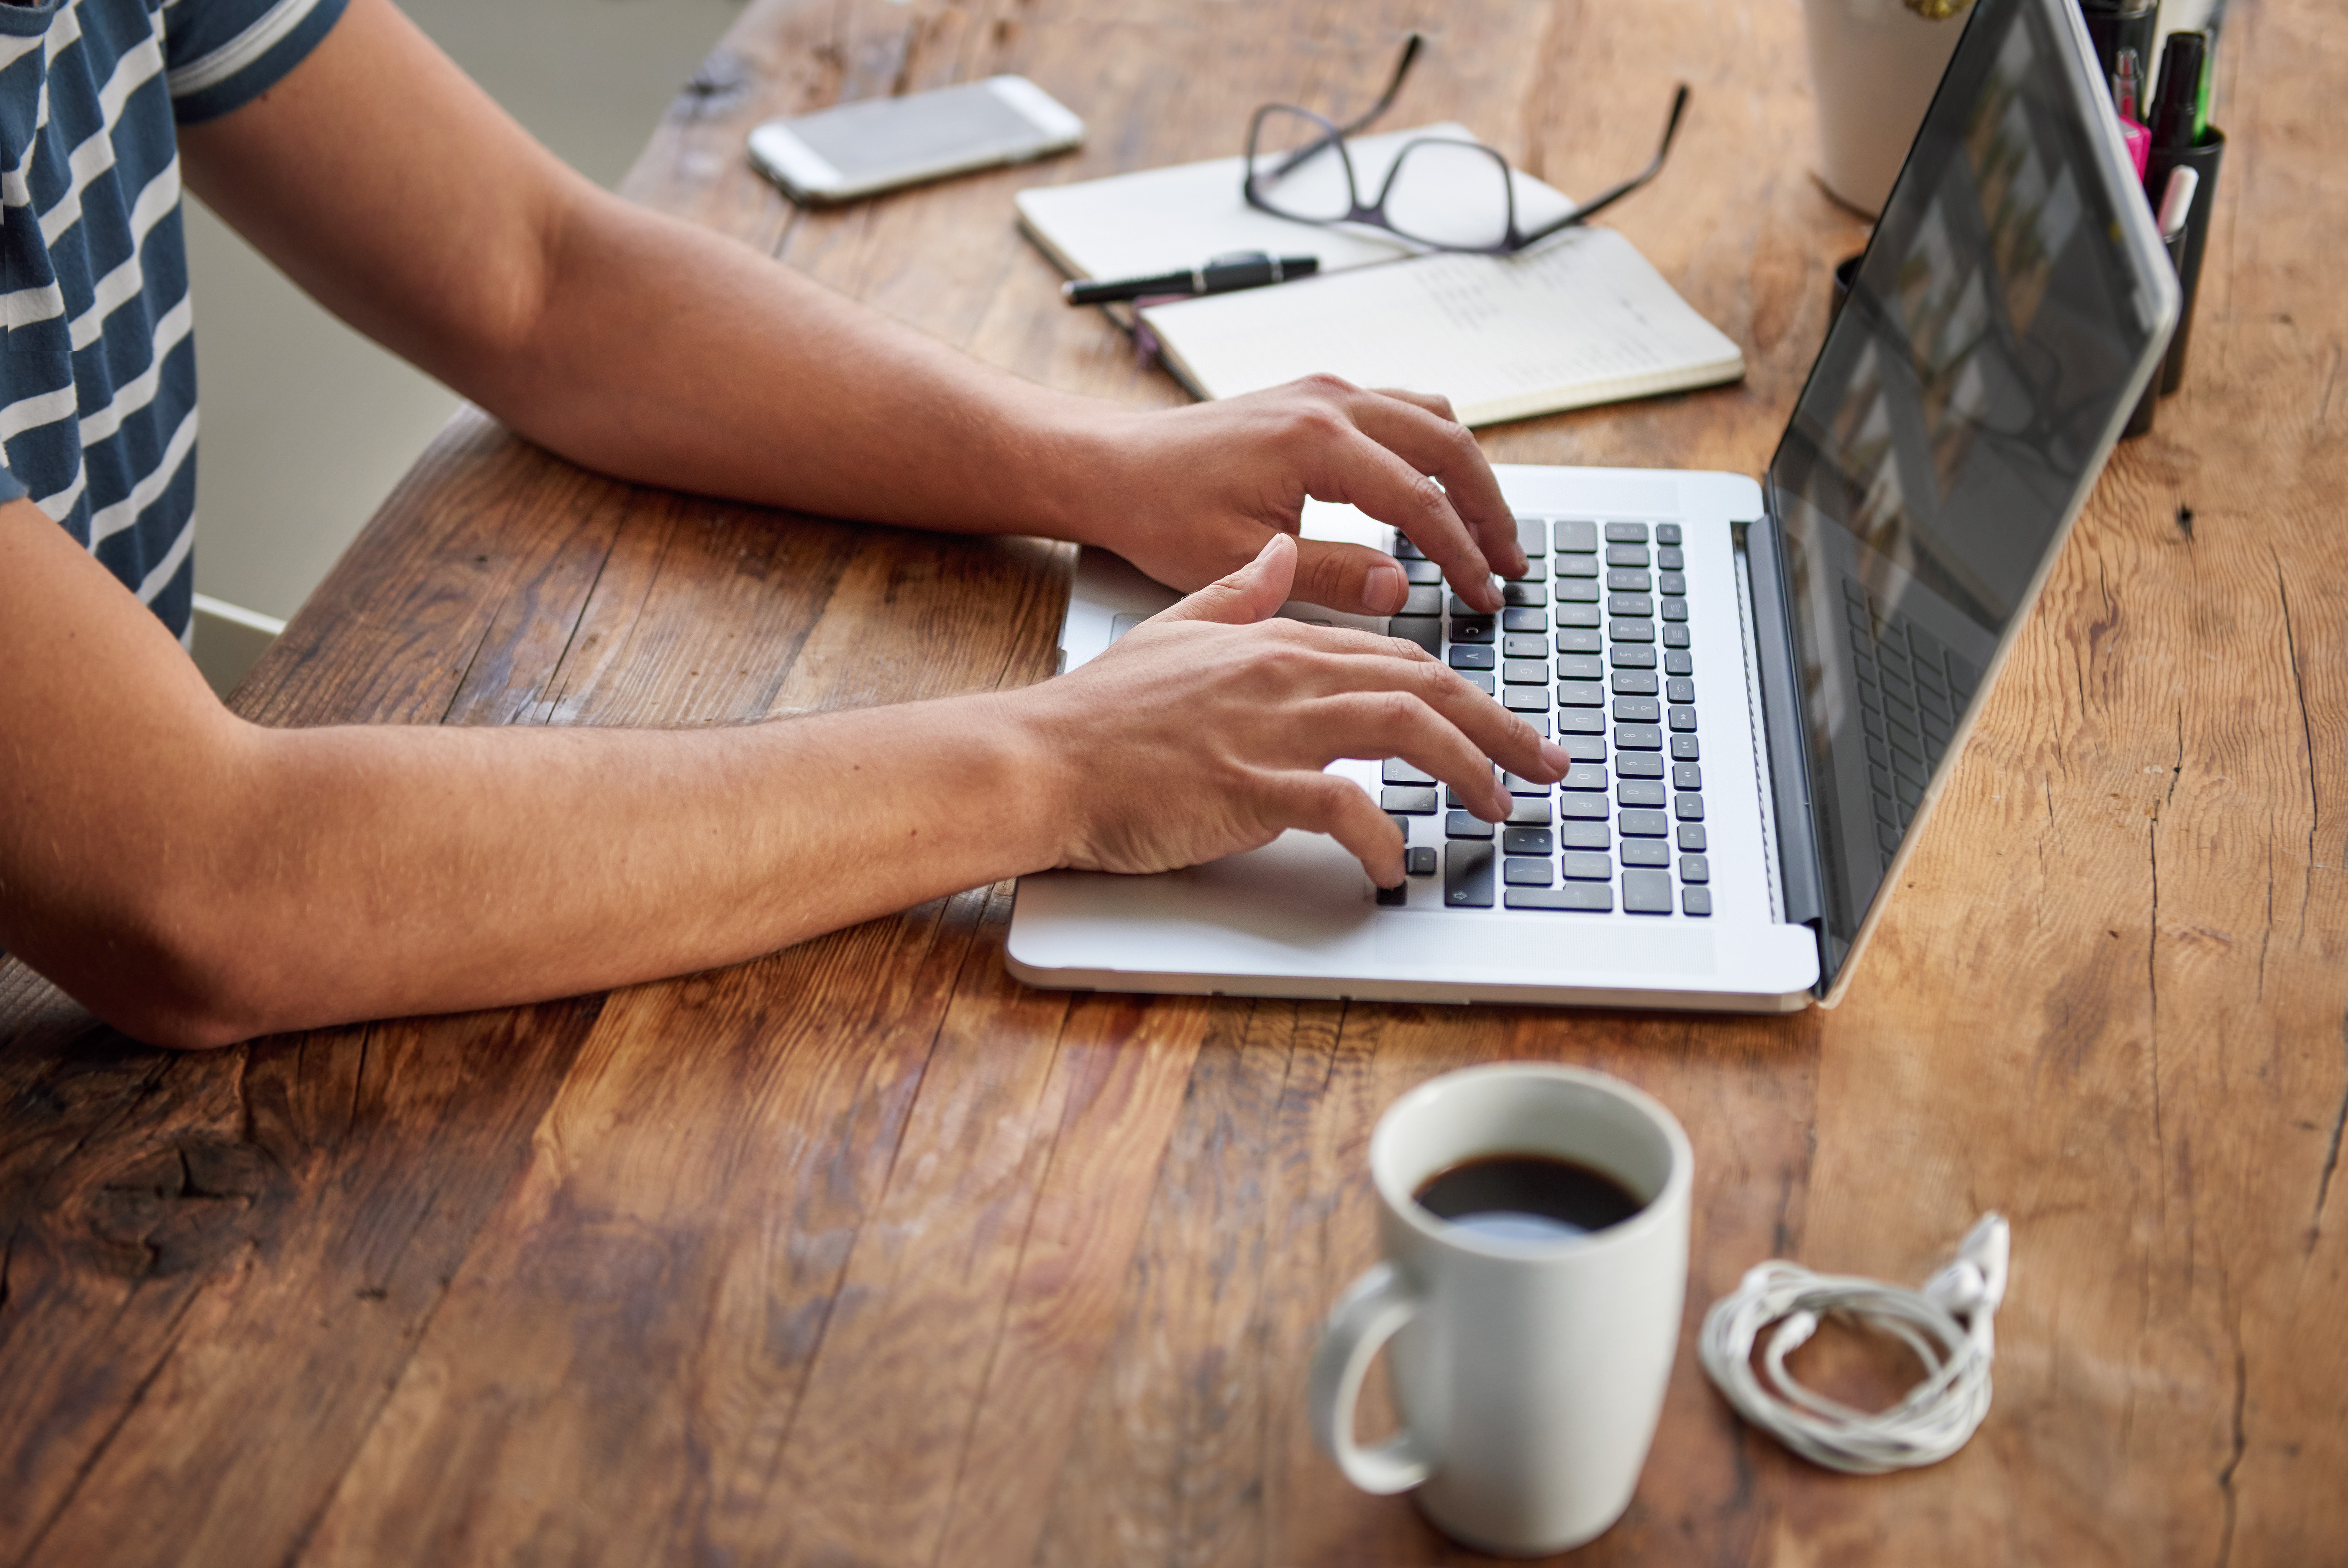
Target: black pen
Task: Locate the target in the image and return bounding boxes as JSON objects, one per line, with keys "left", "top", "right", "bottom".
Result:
{"left": 1063, "top": 250, "right": 1319, "bottom": 306}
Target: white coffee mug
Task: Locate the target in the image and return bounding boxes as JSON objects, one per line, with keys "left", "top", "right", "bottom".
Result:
{"left": 1307, "top": 1063, "right": 1692, "bottom": 1557}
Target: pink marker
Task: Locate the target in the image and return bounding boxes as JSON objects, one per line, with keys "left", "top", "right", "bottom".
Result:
{"left": 2113, "top": 49, "right": 2152, "bottom": 180}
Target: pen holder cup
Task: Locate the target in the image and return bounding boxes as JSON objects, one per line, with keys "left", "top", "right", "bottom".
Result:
{"left": 2144, "top": 127, "right": 2224, "bottom": 398}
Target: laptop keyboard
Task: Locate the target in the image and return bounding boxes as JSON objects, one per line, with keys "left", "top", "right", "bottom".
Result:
{"left": 1378, "top": 517, "right": 1710, "bottom": 918}
{"left": 1843, "top": 581, "right": 1981, "bottom": 866}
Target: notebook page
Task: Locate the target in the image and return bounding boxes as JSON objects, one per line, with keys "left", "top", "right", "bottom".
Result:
{"left": 1013, "top": 125, "right": 1578, "bottom": 282}
{"left": 1139, "top": 227, "right": 1745, "bottom": 427}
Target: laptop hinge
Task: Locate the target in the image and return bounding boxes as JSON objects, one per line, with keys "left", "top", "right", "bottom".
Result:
{"left": 1738, "top": 501, "right": 1828, "bottom": 983}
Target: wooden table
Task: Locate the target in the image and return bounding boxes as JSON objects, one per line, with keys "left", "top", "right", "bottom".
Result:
{"left": 5, "top": 0, "right": 2343, "bottom": 1561}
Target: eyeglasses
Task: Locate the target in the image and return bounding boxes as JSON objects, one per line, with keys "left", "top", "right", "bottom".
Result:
{"left": 1242, "top": 35, "right": 1690, "bottom": 256}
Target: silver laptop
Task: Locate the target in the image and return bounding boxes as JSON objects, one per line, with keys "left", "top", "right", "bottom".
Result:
{"left": 1007, "top": 0, "right": 2179, "bottom": 1013}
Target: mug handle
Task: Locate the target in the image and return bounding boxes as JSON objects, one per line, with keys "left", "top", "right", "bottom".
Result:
{"left": 1308, "top": 1262, "right": 1435, "bottom": 1494}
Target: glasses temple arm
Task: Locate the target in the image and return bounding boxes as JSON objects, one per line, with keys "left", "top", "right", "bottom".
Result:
{"left": 1518, "top": 83, "right": 1691, "bottom": 243}
{"left": 1265, "top": 33, "right": 1425, "bottom": 180}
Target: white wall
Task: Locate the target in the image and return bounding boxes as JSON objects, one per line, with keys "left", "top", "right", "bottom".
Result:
{"left": 187, "top": 0, "right": 743, "bottom": 623}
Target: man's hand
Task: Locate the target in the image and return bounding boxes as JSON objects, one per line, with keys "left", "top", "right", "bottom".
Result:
{"left": 1016, "top": 533, "right": 1568, "bottom": 887}
{"left": 1065, "top": 375, "right": 1529, "bottom": 619}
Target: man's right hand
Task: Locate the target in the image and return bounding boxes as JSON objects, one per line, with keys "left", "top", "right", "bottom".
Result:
{"left": 1016, "top": 533, "right": 1570, "bottom": 887}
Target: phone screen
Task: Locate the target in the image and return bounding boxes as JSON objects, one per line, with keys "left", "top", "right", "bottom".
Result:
{"left": 784, "top": 82, "right": 1052, "bottom": 181}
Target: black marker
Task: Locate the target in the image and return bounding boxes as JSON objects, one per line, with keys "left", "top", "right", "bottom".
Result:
{"left": 1063, "top": 250, "right": 1319, "bottom": 306}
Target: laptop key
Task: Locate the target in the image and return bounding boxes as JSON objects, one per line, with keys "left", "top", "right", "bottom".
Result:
{"left": 1503, "top": 826, "right": 1555, "bottom": 855}
{"left": 1508, "top": 797, "right": 1552, "bottom": 826}
{"left": 1406, "top": 846, "right": 1438, "bottom": 875}
{"left": 1607, "top": 594, "right": 1654, "bottom": 618}
{"left": 1555, "top": 555, "right": 1600, "bottom": 579}
{"left": 1558, "top": 794, "right": 1610, "bottom": 821}
{"left": 1670, "top": 734, "right": 1700, "bottom": 760}
{"left": 1672, "top": 762, "right": 1703, "bottom": 790}
{"left": 1665, "top": 678, "right": 1695, "bottom": 703}
{"left": 1557, "top": 629, "right": 1603, "bottom": 654}
{"left": 1444, "top": 842, "right": 1495, "bottom": 907}
{"left": 1506, "top": 884, "right": 1612, "bottom": 912}
{"left": 1557, "top": 680, "right": 1605, "bottom": 707}
{"left": 1612, "top": 670, "right": 1659, "bottom": 696}
{"left": 1555, "top": 709, "right": 1605, "bottom": 734}
{"left": 1517, "top": 516, "right": 1549, "bottom": 558}
{"left": 1505, "top": 558, "right": 1549, "bottom": 583}
{"left": 1677, "top": 824, "right": 1707, "bottom": 852}
{"left": 1620, "top": 839, "right": 1669, "bottom": 867}
{"left": 1609, "top": 643, "right": 1657, "bottom": 668}
{"left": 1559, "top": 851, "right": 1613, "bottom": 881}
{"left": 1559, "top": 820, "right": 1611, "bottom": 850}
{"left": 1660, "top": 597, "right": 1688, "bottom": 622}
{"left": 1402, "top": 558, "right": 1443, "bottom": 584}
{"left": 1553, "top": 519, "right": 1598, "bottom": 554}
{"left": 1502, "top": 771, "right": 1554, "bottom": 795}
{"left": 1403, "top": 586, "right": 1442, "bottom": 616}
{"left": 1500, "top": 582, "right": 1548, "bottom": 608}
{"left": 1616, "top": 724, "right": 1664, "bottom": 750}
{"left": 1622, "top": 868, "right": 1675, "bottom": 914}
{"left": 1376, "top": 883, "right": 1409, "bottom": 907}
{"left": 1675, "top": 793, "right": 1705, "bottom": 821}
{"left": 1382, "top": 786, "right": 1437, "bottom": 814}
{"left": 1620, "top": 809, "right": 1672, "bottom": 837}
{"left": 1682, "top": 887, "right": 1713, "bottom": 916}
{"left": 1655, "top": 523, "right": 1682, "bottom": 545}
{"left": 1447, "top": 810, "right": 1494, "bottom": 839}
{"left": 1388, "top": 616, "right": 1441, "bottom": 655}
{"left": 1460, "top": 670, "right": 1496, "bottom": 694}
{"left": 1503, "top": 634, "right": 1549, "bottom": 659}
{"left": 1662, "top": 624, "right": 1691, "bottom": 647}
{"left": 1613, "top": 697, "right": 1662, "bottom": 723}
{"left": 1609, "top": 619, "right": 1655, "bottom": 643}
{"left": 1557, "top": 735, "right": 1608, "bottom": 762}
{"left": 1503, "top": 856, "right": 1553, "bottom": 887}
{"left": 1657, "top": 571, "right": 1687, "bottom": 595}
{"left": 1556, "top": 652, "right": 1604, "bottom": 680}
{"left": 1664, "top": 650, "right": 1693, "bottom": 676}
{"left": 1452, "top": 616, "right": 1495, "bottom": 643}
{"left": 1556, "top": 580, "right": 1602, "bottom": 603}
{"left": 1449, "top": 644, "right": 1497, "bottom": 670}
{"left": 1501, "top": 608, "right": 1550, "bottom": 633}
{"left": 1667, "top": 706, "right": 1698, "bottom": 732}
{"left": 1555, "top": 604, "right": 1601, "bottom": 628}
{"left": 1392, "top": 533, "right": 1426, "bottom": 559}
{"left": 1678, "top": 854, "right": 1710, "bottom": 884}
{"left": 1606, "top": 568, "right": 1653, "bottom": 592}
{"left": 1501, "top": 658, "right": 1549, "bottom": 684}
{"left": 1383, "top": 759, "right": 1436, "bottom": 785}
{"left": 1618, "top": 780, "right": 1667, "bottom": 807}
{"left": 1617, "top": 752, "right": 1664, "bottom": 779}
{"left": 1605, "top": 523, "right": 1649, "bottom": 544}
{"left": 1656, "top": 546, "right": 1685, "bottom": 570}
{"left": 1559, "top": 763, "right": 1609, "bottom": 791}
{"left": 1502, "top": 686, "right": 1549, "bottom": 713}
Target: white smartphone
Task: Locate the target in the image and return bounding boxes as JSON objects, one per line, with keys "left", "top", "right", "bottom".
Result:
{"left": 747, "top": 77, "right": 1085, "bottom": 205}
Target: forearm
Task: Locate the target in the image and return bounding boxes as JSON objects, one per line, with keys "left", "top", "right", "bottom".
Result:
{"left": 470, "top": 195, "right": 1120, "bottom": 543}
{"left": 43, "top": 696, "right": 1060, "bottom": 1046}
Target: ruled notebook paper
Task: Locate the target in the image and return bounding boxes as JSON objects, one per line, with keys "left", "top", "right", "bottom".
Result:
{"left": 1141, "top": 229, "right": 1746, "bottom": 427}
{"left": 1015, "top": 132, "right": 1742, "bottom": 427}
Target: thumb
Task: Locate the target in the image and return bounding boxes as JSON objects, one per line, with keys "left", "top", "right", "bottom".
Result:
{"left": 1158, "top": 532, "right": 1298, "bottom": 626}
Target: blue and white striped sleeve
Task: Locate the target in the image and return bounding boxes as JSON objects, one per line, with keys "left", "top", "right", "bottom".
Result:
{"left": 164, "top": 0, "right": 352, "bottom": 125}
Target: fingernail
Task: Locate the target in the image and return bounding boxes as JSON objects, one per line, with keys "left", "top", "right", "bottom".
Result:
{"left": 1540, "top": 741, "right": 1572, "bottom": 775}
{"left": 1365, "top": 562, "right": 1407, "bottom": 614}
{"left": 1485, "top": 573, "right": 1506, "bottom": 610}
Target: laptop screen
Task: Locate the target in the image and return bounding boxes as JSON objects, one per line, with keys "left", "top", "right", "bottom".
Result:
{"left": 1764, "top": 0, "right": 2175, "bottom": 979}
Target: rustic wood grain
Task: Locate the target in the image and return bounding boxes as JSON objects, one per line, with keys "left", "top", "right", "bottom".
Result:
{"left": 3, "top": 0, "right": 2343, "bottom": 1561}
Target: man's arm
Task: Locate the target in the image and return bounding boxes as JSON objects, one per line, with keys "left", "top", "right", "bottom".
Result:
{"left": 0, "top": 502, "right": 1557, "bottom": 1048}
{"left": 176, "top": 0, "right": 1527, "bottom": 617}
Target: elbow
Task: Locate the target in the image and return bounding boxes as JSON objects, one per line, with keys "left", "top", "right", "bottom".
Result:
{"left": 32, "top": 895, "right": 293, "bottom": 1053}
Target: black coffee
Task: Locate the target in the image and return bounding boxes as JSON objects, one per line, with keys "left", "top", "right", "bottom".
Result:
{"left": 1413, "top": 1154, "right": 1643, "bottom": 1244}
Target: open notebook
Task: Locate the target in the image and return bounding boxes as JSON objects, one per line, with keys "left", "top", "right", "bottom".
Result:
{"left": 1015, "top": 126, "right": 1744, "bottom": 426}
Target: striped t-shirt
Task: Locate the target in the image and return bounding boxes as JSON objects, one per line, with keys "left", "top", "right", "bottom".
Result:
{"left": 0, "top": 0, "right": 348, "bottom": 643}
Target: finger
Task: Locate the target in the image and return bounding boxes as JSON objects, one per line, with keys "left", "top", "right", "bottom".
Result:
{"left": 1302, "top": 688, "right": 1514, "bottom": 821}
{"left": 1288, "top": 537, "right": 1413, "bottom": 616}
{"left": 1312, "top": 428, "right": 1504, "bottom": 613}
{"left": 1352, "top": 391, "right": 1524, "bottom": 582}
{"left": 1156, "top": 531, "right": 1297, "bottom": 626}
{"left": 1324, "top": 655, "right": 1570, "bottom": 789}
{"left": 1270, "top": 770, "right": 1408, "bottom": 888}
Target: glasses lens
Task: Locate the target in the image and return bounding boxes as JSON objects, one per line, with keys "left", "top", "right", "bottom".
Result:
{"left": 1383, "top": 140, "right": 1514, "bottom": 251}
{"left": 1247, "top": 107, "right": 1355, "bottom": 223}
